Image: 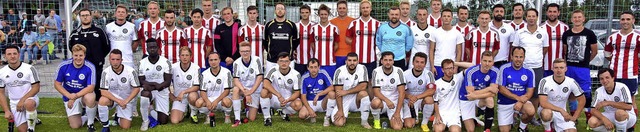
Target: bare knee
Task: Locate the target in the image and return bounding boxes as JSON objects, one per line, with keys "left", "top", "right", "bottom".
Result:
{"left": 615, "top": 109, "right": 629, "bottom": 121}
{"left": 370, "top": 98, "right": 382, "bottom": 109}
{"left": 423, "top": 97, "right": 434, "bottom": 104}
{"left": 298, "top": 109, "right": 308, "bottom": 119}
{"left": 222, "top": 98, "right": 232, "bottom": 107}
{"left": 357, "top": 91, "right": 368, "bottom": 99}
{"left": 327, "top": 91, "right": 336, "bottom": 99}
{"left": 195, "top": 99, "right": 204, "bottom": 108}
{"left": 24, "top": 99, "right": 36, "bottom": 111}
{"left": 69, "top": 121, "right": 82, "bottom": 129}
{"left": 541, "top": 109, "right": 553, "bottom": 121}
{"left": 485, "top": 97, "right": 494, "bottom": 108}
{"left": 404, "top": 119, "right": 415, "bottom": 128}
{"left": 587, "top": 116, "right": 601, "bottom": 128}
{"left": 83, "top": 93, "right": 97, "bottom": 107}
{"left": 433, "top": 124, "right": 445, "bottom": 132}
{"left": 98, "top": 97, "right": 111, "bottom": 106}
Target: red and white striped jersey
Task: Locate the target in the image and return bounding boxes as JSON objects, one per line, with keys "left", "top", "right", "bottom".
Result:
{"left": 464, "top": 28, "right": 501, "bottom": 64}
{"left": 456, "top": 24, "right": 475, "bottom": 62}
{"left": 427, "top": 14, "right": 442, "bottom": 28}
{"left": 509, "top": 21, "right": 526, "bottom": 31}
{"left": 238, "top": 24, "right": 265, "bottom": 59}
{"left": 541, "top": 21, "right": 570, "bottom": 70}
{"left": 310, "top": 23, "right": 340, "bottom": 66}
{"left": 346, "top": 17, "right": 381, "bottom": 63}
{"left": 296, "top": 21, "right": 316, "bottom": 65}
{"left": 604, "top": 31, "right": 640, "bottom": 79}
{"left": 401, "top": 19, "right": 415, "bottom": 27}
{"left": 183, "top": 26, "right": 213, "bottom": 68}
{"left": 202, "top": 16, "right": 221, "bottom": 35}
{"left": 137, "top": 19, "right": 165, "bottom": 55}
{"left": 157, "top": 27, "right": 188, "bottom": 63}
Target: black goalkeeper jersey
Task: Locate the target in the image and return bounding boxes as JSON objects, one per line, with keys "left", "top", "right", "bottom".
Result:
{"left": 263, "top": 19, "right": 299, "bottom": 63}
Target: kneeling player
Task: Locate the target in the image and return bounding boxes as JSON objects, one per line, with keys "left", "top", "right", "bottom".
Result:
{"left": 98, "top": 49, "right": 141, "bottom": 131}
{"left": 539, "top": 59, "right": 585, "bottom": 132}
{"left": 402, "top": 52, "right": 436, "bottom": 131}
{"left": 456, "top": 51, "right": 499, "bottom": 132}
{"left": 138, "top": 40, "right": 172, "bottom": 131}
{"left": 169, "top": 47, "right": 201, "bottom": 124}
{"left": 496, "top": 47, "right": 536, "bottom": 132}
{"left": 371, "top": 52, "right": 408, "bottom": 130}
{"left": 433, "top": 59, "right": 464, "bottom": 132}
{"left": 299, "top": 58, "right": 336, "bottom": 126}
{"left": 331, "top": 52, "right": 372, "bottom": 129}
{"left": 260, "top": 52, "right": 303, "bottom": 126}
{"left": 0, "top": 45, "right": 41, "bottom": 132}
{"left": 231, "top": 42, "right": 264, "bottom": 126}
{"left": 54, "top": 44, "right": 98, "bottom": 130}
{"left": 588, "top": 68, "right": 637, "bottom": 132}
{"left": 195, "top": 52, "right": 234, "bottom": 127}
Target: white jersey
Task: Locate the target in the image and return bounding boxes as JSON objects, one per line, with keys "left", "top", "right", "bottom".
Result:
{"left": 592, "top": 82, "right": 634, "bottom": 113}
{"left": 372, "top": 66, "right": 406, "bottom": 101}
{"left": 138, "top": 57, "right": 172, "bottom": 84}
{"left": 106, "top": 22, "right": 138, "bottom": 66}
{"left": 333, "top": 64, "right": 369, "bottom": 91}
{"left": 233, "top": 56, "right": 264, "bottom": 91}
{"left": 403, "top": 69, "right": 435, "bottom": 96}
{"left": 0, "top": 63, "right": 40, "bottom": 100}
{"left": 200, "top": 67, "right": 233, "bottom": 97}
{"left": 434, "top": 72, "right": 464, "bottom": 116}
{"left": 171, "top": 62, "right": 201, "bottom": 97}
{"left": 409, "top": 24, "right": 436, "bottom": 69}
{"left": 433, "top": 28, "right": 464, "bottom": 66}
{"left": 538, "top": 76, "right": 583, "bottom": 110}
{"left": 512, "top": 26, "right": 549, "bottom": 68}
{"left": 265, "top": 68, "right": 301, "bottom": 98}
{"left": 238, "top": 24, "right": 265, "bottom": 59}
{"left": 100, "top": 65, "right": 141, "bottom": 98}
{"left": 489, "top": 22, "right": 515, "bottom": 62}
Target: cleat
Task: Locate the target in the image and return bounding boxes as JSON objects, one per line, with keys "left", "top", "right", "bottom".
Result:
{"left": 264, "top": 118, "right": 272, "bottom": 126}
{"left": 101, "top": 127, "right": 110, "bottom": 132}
{"left": 421, "top": 124, "right": 430, "bottom": 132}
{"left": 242, "top": 117, "right": 249, "bottom": 123}
{"left": 28, "top": 128, "right": 34, "bottom": 132}
{"left": 140, "top": 121, "right": 149, "bottom": 131}
{"left": 191, "top": 115, "right": 198, "bottom": 123}
{"left": 484, "top": 129, "right": 490, "bottom": 132}
{"left": 474, "top": 117, "right": 485, "bottom": 126}
{"left": 225, "top": 116, "right": 232, "bottom": 124}
{"left": 148, "top": 116, "right": 158, "bottom": 128}
{"left": 232, "top": 120, "right": 241, "bottom": 127}
{"left": 373, "top": 119, "right": 382, "bottom": 129}
{"left": 518, "top": 127, "right": 528, "bottom": 132}
{"left": 88, "top": 124, "right": 96, "bottom": 132}
{"left": 35, "top": 119, "right": 42, "bottom": 125}
{"left": 323, "top": 116, "right": 330, "bottom": 127}
{"left": 282, "top": 114, "right": 290, "bottom": 122}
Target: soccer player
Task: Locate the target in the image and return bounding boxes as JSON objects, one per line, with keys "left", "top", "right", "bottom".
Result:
{"left": 137, "top": 1, "right": 164, "bottom": 57}
{"left": 331, "top": 52, "right": 372, "bottom": 129}
{"left": 299, "top": 58, "right": 335, "bottom": 126}
{"left": 588, "top": 68, "right": 637, "bottom": 132}
{"left": 294, "top": 5, "right": 315, "bottom": 74}
{"left": 196, "top": 52, "right": 234, "bottom": 127}
{"left": 260, "top": 52, "right": 303, "bottom": 126}
{"left": 562, "top": 9, "right": 598, "bottom": 126}
{"left": 496, "top": 47, "right": 536, "bottom": 132}
{"left": 310, "top": 4, "right": 339, "bottom": 77}
{"left": 541, "top": 3, "right": 570, "bottom": 77}
{"left": 238, "top": 5, "right": 265, "bottom": 60}
{"left": 465, "top": 10, "right": 500, "bottom": 64}
{"left": 331, "top": 0, "right": 356, "bottom": 68}
{"left": 232, "top": 42, "right": 264, "bottom": 124}
{"left": 105, "top": 4, "right": 138, "bottom": 68}
{"left": 157, "top": 10, "right": 187, "bottom": 63}
{"left": 457, "top": 51, "right": 499, "bottom": 132}
{"left": 169, "top": 47, "right": 200, "bottom": 124}
{"left": 604, "top": 11, "right": 639, "bottom": 118}
{"left": 213, "top": 7, "right": 241, "bottom": 70}
{"left": 263, "top": 2, "right": 298, "bottom": 71}
{"left": 427, "top": 0, "right": 443, "bottom": 28}
{"left": 402, "top": 52, "right": 436, "bottom": 131}
{"left": 54, "top": 44, "right": 97, "bottom": 130}
{"left": 138, "top": 39, "right": 172, "bottom": 131}
{"left": 376, "top": 6, "right": 414, "bottom": 70}
{"left": 538, "top": 59, "right": 585, "bottom": 132}
{"left": 0, "top": 45, "right": 40, "bottom": 132}
{"left": 510, "top": 3, "right": 527, "bottom": 31}
{"left": 432, "top": 59, "right": 463, "bottom": 132}
{"left": 455, "top": 6, "right": 474, "bottom": 62}
{"left": 346, "top": 0, "right": 380, "bottom": 76}
{"left": 98, "top": 49, "right": 141, "bottom": 131}
{"left": 399, "top": 1, "right": 414, "bottom": 26}
{"left": 201, "top": 0, "right": 221, "bottom": 36}
{"left": 370, "top": 51, "right": 406, "bottom": 130}
{"left": 408, "top": 7, "right": 436, "bottom": 70}
{"left": 430, "top": 9, "right": 463, "bottom": 79}
{"left": 184, "top": 8, "right": 214, "bottom": 70}
{"left": 489, "top": 4, "right": 515, "bottom": 68}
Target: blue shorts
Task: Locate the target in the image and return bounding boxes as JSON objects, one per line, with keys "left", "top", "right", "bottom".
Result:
{"left": 616, "top": 78, "right": 638, "bottom": 96}
{"left": 320, "top": 65, "right": 337, "bottom": 78}
{"left": 335, "top": 56, "right": 347, "bottom": 69}
{"left": 434, "top": 66, "right": 444, "bottom": 80}
{"left": 566, "top": 66, "right": 592, "bottom": 98}
{"left": 220, "top": 61, "right": 233, "bottom": 73}
{"left": 362, "top": 61, "right": 377, "bottom": 79}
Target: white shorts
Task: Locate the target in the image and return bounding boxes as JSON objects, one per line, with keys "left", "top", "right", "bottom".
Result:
{"left": 269, "top": 95, "right": 297, "bottom": 114}
{"left": 497, "top": 102, "right": 532, "bottom": 126}
{"left": 240, "top": 88, "right": 261, "bottom": 109}
{"left": 64, "top": 97, "right": 85, "bottom": 117}
{"left": 374, "top": 98, "right": 407, "bottom": 120}
{"left": 549, "top": 111, "right": 576, "bottom": 131}
{"left": 331, "top": 94, "right": 360, "bottom": 121}
{"left": 402, "top": 99, "right": 423, "bottom": 118}
{"left": 171, "top": 95, "right": 191, "bottom": 112}
{"left": 9, "top": 96, "right": 39, "bottom": 126}
{"left": 110, "top": 94, "right": 136, "bottom": 121}
{"left": 460, "top": 100, "right": 479, "bottom": 120}
{"left": 200, "top": 97, "right": 232, "bottom": 112}
{"left": 307, "top": 101, "right": 325, "bottom": 112}
{"left": 436, "top": 112, "right": 461, "bottom": 128}
{"left": 602, "top": 111, "right": 637, "bottom": 129}
{"left": 151, "top": 89, "right": 170, "bottom": 115}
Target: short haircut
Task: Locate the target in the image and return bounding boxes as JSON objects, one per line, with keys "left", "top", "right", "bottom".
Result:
{"left": 116, "top": 4, "right": 128, "bottom": 12}
{"left": 179, "top": 46, "right": 192, "bottom": 55}
{"left": 318, "top": 4, "right": 330, "bottom": 14}
{"left": 191, "top": 8, "right": 204, "bottom": 16}
{"left": 4, "top": 45, "right": 19, "bottom": 53}
{"left": 208, "top": 52, "right": 220, "bottom": 59}
{"left": 441, "top": 59, "right": 454, "bottom": 66}
{"left": 546, "top": 3, "right": 560, "bottom": 11}
{"left": 432, "top": 0, "right": 442, "bottom": 3}
{"left": 347, "top": 52, "right": 358, "bottom": 58}
{"left": 147, "top": 1, "right": 159, "bottom": 7}
{"left": 239, "top": 41, "right": 251, "bottom": 47}
{"left": 276, "top": 2, "right": 286, "bottom": 8}
{"left": 381, "top": 51, "right": 394, "bottom": 59}
{"left": 572, "top": 9, "right": 584, "bottom": 16}
{"left": 72, "top": 44, "right": 87, "bottom": 54}
{"left": 479, "top": 10, "right": 491, "bottom": 15}
{"left": 526, "top": 8, "right": 538, "bottom": 16}
{"left": 458, "top": 6, "right": 468, "bottom": 11}
{"left": 442, "top": 8, "right": 453, "bottom": 14}
{"left": 492, "top": 4, "right": 505, "bottom": 11}
{"left": 222, "top": 7, "right": 234, "bottom": 14}
{"left": 621, "top": 11, "right": 635, "bottom": 19}
{"left": 400, "top": 1, "right": 410, "bottom": 5}
{"left": 79, "top": 8, "right": 92, "bottom": 15}
{"left": 481, "top": 51, "right": 493, "bottom": 58}
{"left": 553, "top": 58, "right": 566, "bottom": 64}
{"left": 417, "top": 7, "right": 428, "bottom": 11}
{"left": 164, "top": 10, "right": 175, "bottom": 15}
{"left": 110, "top": 49, "right": 123, "bottom": 55}
{"left": 511, "top": 46, "right": 526, "bottom": 55}
{"left": 247, "top": 5, "right": 258, "bottom": 12}
{"left": 513, "top": 3, "right": 524, "bottom": 9}
{"left": 389, "top": 6, "right": 400, "bottom": 12}
{"left": 277, "top": 52, "right": 290, "bottom": 59}
{"left": 598, "top": 68, "right": 615, "bottom": 79}
{"left": 300, "top": 4, "right": 311, "bottom": 12}
{"left": 146, "top": 38, "right": 158, "bottom": 46}
{"left": 413, "top": 52, "right": 428, "bottom": 61}
{"left": 360, "top": 0, "right": 372, "bottom": 6}
{"left": 308, "top": 58, "right": 319, "bottom": 66}
{"left": 337, "top": 0, "right": 348, "bottom": 6}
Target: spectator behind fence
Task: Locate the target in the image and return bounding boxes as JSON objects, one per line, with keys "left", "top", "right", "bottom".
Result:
{"left": 35, "top": 26, "right": 52, "bottom": 64}
{"left": 6, "top": 9, "right": 19, "bottom": 27}
{"left": 20, "top": 26, "right": 37, "bottom": 64}
{"left": 34, "top": 9, "right": 46, "bottom": 27}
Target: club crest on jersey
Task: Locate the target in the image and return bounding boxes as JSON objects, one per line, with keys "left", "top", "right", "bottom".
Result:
{"left": 521, "top": 75, "right": 527, "bottom": 81}
{"left": 318, "top": 79, "right": 324, "bottom": 85}
{"left": 356, "top": 30, "right": 361, "bottom": 35}
{"left": 614, "top": 96, "right": 620, "bottom": 102}
{"left": 396, "top": 31, "right": 402, "bottom": 36}
{"left": 249, "top": 68, "right": 254, "bottom": 74}
{"left": 484, "top": 75, "right": 490, "bottom": 81}
{"left": 355, "top": 75, "right": 358, "bottom": 80}
{"left": 5, "top": 75, "right": 8, "bottom": 78}
{"left": 123, "top": 28, "right": 128, "bottom": 33}
{"left": 501, "top": 29, "right": 506, "bottom": 33}
{"left": 287, "top": 79, "right": 293, "bottom": 84}
{"left": 562, "top": 87, "right": 569, "bottom": 93}
{"left": 79, "top": 74, "right": 85, "bottom": 80}
{"left": 390, "top": 78, "right": 395, "bottom": 84}
{"left": 473, "top": 42, "right": 478, "bottom": 47}
{"left": 418, "top": 79, "right": 423, "bottom": 85}
{"left": 244, "top": 37, "right": 249, "bottom": 41}
{"left": 156, "top": 65, "right": 162, "bottom": 71}
{"left": 216, "top": 79, "right": 222, "bottom": 84}
{"left": 120, "top": 77, "right": 127, "bottom": 83}
{"left": 451, "top": 81, "right": 456, "bottom": 86}
{"left": 536, "top": 34, "right": 542, "bottom": 39}
{"left": 425, "top": 33, "right": 430, "bottom": 38}
{"left": 187, "top": 75, "right": 192, "bottom": 80}
{"left": 17, "top": 72, "right": 23, "bottom": 78}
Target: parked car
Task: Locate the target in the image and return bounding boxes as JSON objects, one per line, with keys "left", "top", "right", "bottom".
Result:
{"left": 584, "top": 19, "right": 621, "bottom": 36}
{"left": 589, "top": 32, "right": 612, "bottom": 88}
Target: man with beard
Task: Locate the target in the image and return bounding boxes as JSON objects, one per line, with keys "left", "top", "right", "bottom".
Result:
{"left": 346, "top": 0, "right": 380, "bottom": 77}
{"left": 490, "top": 4, "right": 515, "bottom": 68}
{"left": 541, "top": 3, "right": 570, "bottom": 77}
{"left": 137, "top": 1, "right": 164, "bottom": 57}
{"left": 427, "top": 0, "right": 443, "bottom": 28}
{"left": 138, "top": 39, "right": 172, "bottom": 130}
{"left": 214, "top": 7, "right": 241, "bottom": 70}
{"left": 295, "top": 5, "right": 315, "bottom": 74}
{"left": 370, "top": 51, "right": 407, "bottom": 130}
{"left": 331, "top": 1, "right": 355, "bottom": 69}
{"left": 402, "top": 52, "right": 436, "bottom": 131}
{"left": 97, "top": 49, "right": 141, "bottom": 131}
{"left": 399, "top": 1, "right": 414, "bottom": 26}
{"left": 455, "top": 6, "right": 475, "bottom": 62}
{"left": 376, "top": 6, "right": 413, "bottom": 70}
{"left": 430, "top": 9, "right": 463, "bottom": 80}
{"left": 69, "top": 8, "right": 111, "bottom": 102}
{"left": 105, "top": 5, "right": 138, "bottom": 68}
{"left": 264, "top": 2, "right": 298, "bottom": 72}
{"left": 156, "top": 10, "right": 188, "bottom": 63}
{"left": 332, "top": 52, "right": 372, "bottom": 129}
{"left": 510, "top": 3, "right": 527, "bottom": 31}
{"left": 408, "top": 7, "right": 436, "bottom": 70}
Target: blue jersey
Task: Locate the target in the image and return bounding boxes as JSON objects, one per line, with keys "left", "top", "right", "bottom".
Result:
{"left": 496, "top": 63, "right": 535, "bottom": 104}
{"left": 459, "top": 65, "right": 499, "bottom": 100}
{"left": 301, "top": 69, "right": 332, "bottom": 101}
{"left": 375, "top": 23, "right": 414, "bottom": 61}
{"left": 55, "top": 60, "right": 96, "bottom": 101}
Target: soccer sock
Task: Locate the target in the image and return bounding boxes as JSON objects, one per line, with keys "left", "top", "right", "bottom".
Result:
{"left": 484, "top": 107, "right": 494, "bottom": 130}
{"left": 360, "top": 96, "right": 371, "bottom": 121}
{"left": 422, "top": 104, "right": 434, "bottom": 125}
{"left": 87, "top": 106, "right": 97, "bottom": 125}
{"left": 233, "top": 99, "right": 242, "bottom": 120}
{"left": 81, "top": 116, "right": 88, "bottom": 125}
{"left": 223, "top": 105, "right": 232, "bottom": 117}
{"left": 189, "top": 104, "right": 198, "bottom": 116}
{"left": 371, "top": 107, "right": 381, "bottom": 120}
{"left": 140, "top": 96, "right": 150, "bottom": 122}
{"left": 26, "top": 110, "right": 37, "bottom": 130}
{"left": 260, "top": 97, "right": 271, "bottom": 119}
{"left": 519, "top": 121, "right": 528, "bottom": 130}
{"left": 542, "top": 119, "right": 552, "bottom": 131}
{"left": 569, "top": 100, "right": 578, "bottom": 113}
{"left": 325, "top": 99, "right": 336, "bottom": 118}
{"left": 198, "top": 107, "right": 209, "bottom": 114}
{"left": 98, "top": 105, "right": 109, "bottom": 127}
{"left": 615, "top": 119, "right": 628, "bottom": 132}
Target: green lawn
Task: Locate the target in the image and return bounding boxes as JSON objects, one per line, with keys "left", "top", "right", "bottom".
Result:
{"left": 2, "top": 97, "right": 638, "bottom": 132}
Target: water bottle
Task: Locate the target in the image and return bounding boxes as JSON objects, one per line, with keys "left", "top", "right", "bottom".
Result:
{"left": 410, "top": 107, "right": 417, "bottom": 118}
{"left": 209, "top": 112, "right": 216, "bottom": 127}
{"left": 8, "top": 119, "right": 14, "bottom": 132}
{"left": 382, "top": 121, "right": 388, "bottom": 129}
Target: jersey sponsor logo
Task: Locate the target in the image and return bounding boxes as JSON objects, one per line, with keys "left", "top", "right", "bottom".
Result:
{"left": 473, "top": 42, "right": 478, "bottom": 47}
{"left": 501, "top": 29, "right": 506, "bottom": 33}
{"left": 216, "top": 79, "right": 222, "bottom": 84}
{"left": 120, "top": 77, "right": 127, "bottom": 83}
{"left": 17, "top": 72, "right": 23, "bottom": 78}
{"left": 562, "top": 87, "right": 569, "bottom": 93}
{"left": 187, "top": 75, "right": 192, "bottom": 80}
{"left": 79, "top": 74, "right": 86, "bottom": 80}
{"left": 318, "top": 79, "right": 324, "bottom": 85}
{"left": 287, "top": 79, "right": 293, "bottom": 84}
{"left": 272, "top": 33, "right": 290, "bottom": 40}
{"left": 355, "top": 75, "right": 358, "bottom": 80}
{"left": 396, "top": 31, "right": 402, "bottom": 36}
{"left": 521, "top": 75, "right": 527, "bottom": 81}
{"left": 156, "top": 65, "right": 162, "bottom": 71}
{"left": 536, "top": 34, "right": 542, "bottom": 39}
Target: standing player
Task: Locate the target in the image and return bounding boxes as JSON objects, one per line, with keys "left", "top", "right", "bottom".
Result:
{"left": 137, "top": 1, "right": 164, "bottom": 57}
{"left": 54, "top": 45, "right": 98, "bottom": 131}
{"left": 105, "top": 5, "right": 138, "bottom": 68}
{"left": 370, "top": 52, "right": 406, "bottom": 130}
{"left": 201, "top": 0, "right": 221, "bottom": 37}
{"left": 346, "top": 0, "right": 380, "bottom": 76}
{"left": 97, "top": 49, "right": 141, "bottom": 131}
{"left": 299, "top": 58, "right": 335, "bottom": 126}
{"left": 604, "top": 11, "right": 639, "bottom": 117}
{"left": 213, "top": 7, "right": 241, "bottom": 70}
{"left": 510, "top": 3, "right": 527, "bottom": 31}
{"left": 169, "top": 47, "right": 201, "bottom": 124}
{"left": 455, "top": 6, "right": 475, "bottom": 62}
{"left": 427, "top": 0, "right": 443, "bottom": 28}
{"left": 376, "top": 6, "right": 413, "bottom": 70}
{"left": 432, "top": 59, "right": 463, "bottom": 132}
{"left": 331, "top": 52, "right": 372, "bottom": 129}
{"left": 238, "top": 6, "right": 265, "bottom": 60}
{"left": 232, "top": 42, "right": 264, "bottom": 124}
{"left": 157, "top": 10, "right": 187, "bottom": 63}
{"left": 196, "top": 52, "right": 234, "bottom": 127}
{"left": 310, "top": 4, "right": 339, "bottom": 77}
{"left": 330, "top": 0, "right": 355, "bottom": 68}
{"left": 489, "top": 4, "right": 515, "bottom": 68}
{"left": 538, "top": 59, "right": 585, "bottom": 132}
{"left": 399, "top": 1, "right": 414, "bottom": 26}
{"left": 496, "top": 47, "right": 537, "bottom": 132}
{"left": 260, "top": 52, "right": 303, "bottom": 126}
{"left": 588, "top": 68, "right": 637, "bottom": 132}
{"left": 184, "top": 9, "right": 214, "bottom": 70}
{"left": 408, "top": 7, "right": 436, "bottom": 70}
{"left": 264, "top": 3, "right": 299, "bottom": 71}
{"left": 458, "top": 51, "right": 499, "bottom": 132}
{"left": 0, "top": 45, "right": 40, "bottom": 132}
{"left": 541, "top": 3, "right": 570, "bottom": 77}
{"left": 402, "top": 52, "right": 436, "bottom": 131}
{"left": 430, "top": 9, "right": 463, "bottom": 79}
{"left": 294, "top": 5, "right": 315, "bottom": 74}
{"left": 465, "top": 10, "right": 500, "bottom": 64}
{"left": 138, "top": 39, "right": 172, "bottom": 130}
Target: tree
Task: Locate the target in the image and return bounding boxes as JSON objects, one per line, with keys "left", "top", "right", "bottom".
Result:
{"left": 444, "top": 2, "right": 454, "bottom": 11}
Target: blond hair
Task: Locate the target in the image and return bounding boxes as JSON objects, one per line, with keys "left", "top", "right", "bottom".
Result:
{"left": 72, "top": 44, "right": 87, "bottom": 54}
{"left": 179, "top": 46, "right": 192, "bottom": 55}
